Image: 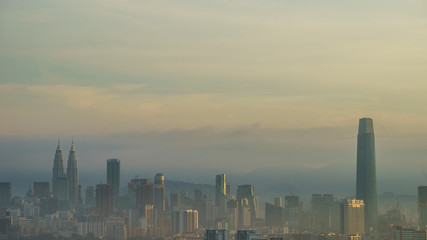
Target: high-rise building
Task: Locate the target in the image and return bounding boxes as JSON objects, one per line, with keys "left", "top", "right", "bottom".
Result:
{"left": 274, "top": 197, "right": 283, "bottom": 208}
{"left": 237, "top": 185, "right": 257, "bottom": 224}
{"left": 418, "top": 186, "right": 427, "bottom": 227}
{"left": 172, "top": 209, "right": 199, "bottom": 234}
{"left": 356, "top": 118, "right": 378, "bottom": 230}
{"left": 33, "top": 182, "right": 50, "bottom": 199}
{"left": 85, "top": 186, "right": 96, "bottom": 207}
{"left": 136, "top": 183, "right": 153, "bottom": 208}
{"left": 239, "top": 198, "right": 251, "bottom": 228}
{"left": 195, "top": 188, "right": 203, "bottom": 202}
{"left": 107, "top": 159, "right": 120, "bottom": 200}
{"left": 265, "top": 202, "right": 283, "bottom": 227}
{"left": 341, "top": 199, "right": 365, "bottom": 236}
{"left": 216, "top": 174, "right": 227, "bottom": 215}
{"left": 170, "top": 191, "right": 181, "bottom": 210}
{"left": 311, "top": 194, "right": 336, "bottom": 233}
{"left": 154, "top": 173, "right": 166, "bottom": 212}
{"left": 0, "top": 182, "right": 11, "bottom": 208}
{"left": 67, "top": 141, "right": 79, "bottom": 208}
{"left": 227, "top": 199, "right": 238, "bottom": 230}
{"left": 285, "top": 195, "right": 301, "bottom": 230}
{"left": 205, "top": 229, "right": 229, "bottom": 240}
{"left": 52, "top": 140, "right": 67, "bottom": 200}
{"left": 128, "top": 179, "right": 152, "bottom": 206}
{"left": 96, "top": 184, "right": 113, "bottom": 217}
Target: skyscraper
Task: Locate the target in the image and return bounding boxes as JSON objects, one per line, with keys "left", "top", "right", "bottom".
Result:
{"left": 85, "top": 186, "right": 96, "bottom": 207}
{"left": 67, "top": 141, "right": 79, "bottom": 208}
{"left": 136, "top": 183, "right": 153, "bottom": 208}
{"left": 107, "top": 158, "right": 120, "bottom": 200}
{"left": 52, "top": 140, "right": 66, "bottom": 199}
{"left": 237, "top": 185, "right": 257, "bottom": 225}
{"left": 0, "top": 182, "right": 11, "bottom": 208}
{"left": 172, "top": 209, "right": 199, "bottom": 234}
{"left": 215, "top": 174, "right": 227, "bottom": 215}
{"left": 356, "top": 118, "right": 378, "bottom": 230}
{"left": 285, "top": 195, "right": 301, "bottom": 230}
{"left": 154, "top": 173, "right": 166, "bottom": 212}
{"left": 418, "top": 186, "right": 427, "bottom": 227}
{"left": 96, "top": 184, "right": 113, "bottom": 217}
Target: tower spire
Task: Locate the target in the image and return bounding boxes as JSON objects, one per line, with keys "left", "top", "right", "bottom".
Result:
{"left": 56, "top": 138, "right": 62, "bottom": 150}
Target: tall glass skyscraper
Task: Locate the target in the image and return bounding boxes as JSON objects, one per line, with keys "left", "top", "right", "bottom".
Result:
{"left": 356, "top": 118, "right": 378, "bottom": 230}
{"left": 107, "top": 158, "right": 120, "bottom": 200}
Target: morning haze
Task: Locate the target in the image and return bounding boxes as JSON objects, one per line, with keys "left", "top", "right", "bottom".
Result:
{"left": 0, "top": 0, "right": 427, "bottom": 239}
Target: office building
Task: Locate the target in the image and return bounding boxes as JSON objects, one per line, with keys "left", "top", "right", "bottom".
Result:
{"left": 239, "top": 198, "right": 251, "bottom": 228}
{"left": 77, "top": 215, "right": 106, "bottom": 238}
{"left": 216, "top": 174, "right": 227, "bottom": 215}
{"left": 96, "top": 184, "right": 113, "bottom": 217}
{"left": 227, "top": 199, "right": 238, "bottom": 230}
{"left": 356, "top": 118, "right": 378, "bottom": 229}
{"left": 341, "top": 199, "right": 365, "bottom": 236}
{"left": 85, "top": 186, "right": 96, "bottom": 207}
{"left": 274, "top": 197, "right": 283, "bottom": 207}
{"left": 136, "top": 183, "right": 153, "bottom": 208}
{"left": 170, "top": 191, "right": 181, "bottom": 210}
{"left": 33, "top": 182, "right": 50, "bottom": 199}
{"left": 52, "top": 140, "right": 67, "bottom": 200}
{"left": 107, "top": 158, "right": 120, "bottom": 200}
{"left": 172, "top": 209, "right": 199, "bottom": 234}
{"left": 67, "top": 141, "right": 79, "bottom": 208}
{"left": 128, "top": 178, "right": 152, "bottom": 207}
{"left": 237, "top": 185, "right": 257, "bottom": 224}
{"left": 419, "top": 186, "right": 427, "bottom": 227}
{"left": 236, "top": 230, "right": 266, "bottom": 240}
{"left": 311, "top": 194, "right": 337, "bottom": 233}
{"left": 205, "top": 229, "right": 229, "bottom": 240}
{"left": 154, "top": 173, "right": 166, "bottom": 212}
{"left": 285, "top": 195, "right": 301, "bottom": 230}
{"left": 0, "top": 182, "right": 11, "bottom": 207}
{"left": 265, "top": 202, "right": 283, "bottom": 227}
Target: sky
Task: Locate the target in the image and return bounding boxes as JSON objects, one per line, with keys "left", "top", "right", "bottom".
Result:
{"left": 1, "top": 0, "right": 427, "bottom": 198}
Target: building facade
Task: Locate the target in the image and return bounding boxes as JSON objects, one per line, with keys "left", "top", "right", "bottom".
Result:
{"left": 154, "top": 173, "right": 166, "bottom": 212}
{"left": 341, "top": 199, "right": 365, "bottom": 236}
{"left": 67, "top": 141, "right": 79, "bottom": 208}
{"left": 356, "top": 118, "right": 378, "bottom": 230}
{"left": 107, "top": 158, "right": 120, "bottom": 200}
{"left": 96, "top": 184, "right": 113, "bottom": 217}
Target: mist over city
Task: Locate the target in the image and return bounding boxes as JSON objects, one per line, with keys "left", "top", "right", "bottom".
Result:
{"left": 1, "top": 0, "right": 427, "bottom": 240}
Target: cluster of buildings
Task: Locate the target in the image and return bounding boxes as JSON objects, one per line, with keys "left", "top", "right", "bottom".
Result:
{"left": 1, "top": 118, "right": 427, "bottom": 240}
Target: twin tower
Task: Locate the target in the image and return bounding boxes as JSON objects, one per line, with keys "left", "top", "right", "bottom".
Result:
{"left": 52, "top": 140, "right": 79, "bottom": 209}
{"left": 356, "top": 118, "right": 378, "bottom": 230}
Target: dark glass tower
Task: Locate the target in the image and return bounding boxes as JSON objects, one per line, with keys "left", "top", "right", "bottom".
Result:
{"left": 107, "top": 158, "right": 120, "bottom": 200}
{"left": 356, "top": 118, "right": 378, "bottom": 230}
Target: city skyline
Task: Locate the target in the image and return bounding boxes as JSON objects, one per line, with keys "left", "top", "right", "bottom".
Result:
{"left": 2, "top": 0, "right": 427, "bottom": 200}
{"left": 2, "top": 0, "right": 427, "bottom": 239}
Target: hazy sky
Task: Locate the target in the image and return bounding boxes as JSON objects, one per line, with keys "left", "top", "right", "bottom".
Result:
{"left": 1, "top": 0, "right": 427, "bottom": 197}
